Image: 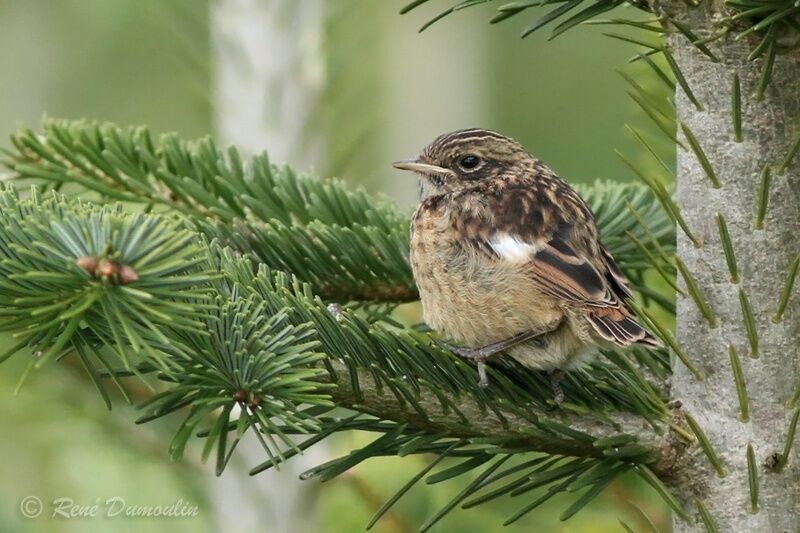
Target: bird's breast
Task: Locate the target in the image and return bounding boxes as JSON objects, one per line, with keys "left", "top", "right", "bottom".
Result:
{"left": 410, "top": 204, "right": 562, "bottom": 347}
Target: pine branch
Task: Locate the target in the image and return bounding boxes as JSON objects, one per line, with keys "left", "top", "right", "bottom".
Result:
{"left": 0, "top": 122, "right": 686, "bottom": 527}
{"left": 0, "top": 184, "right": 680, "bottom": 449}
{"left": 3, "top": 121, "right": 413, "bottom": 302}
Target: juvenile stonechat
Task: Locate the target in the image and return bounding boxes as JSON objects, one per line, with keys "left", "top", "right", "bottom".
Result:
{"left": 394, "top": 128, "right": 660, "bottom": 400}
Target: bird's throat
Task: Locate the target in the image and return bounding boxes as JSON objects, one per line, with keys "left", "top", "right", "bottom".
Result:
{"left": 418, "top": 175, "right": 448, "bottom": 201}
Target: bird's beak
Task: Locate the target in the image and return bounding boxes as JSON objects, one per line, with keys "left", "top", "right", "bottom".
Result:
{"left": 392, "top": 159, "right": 454, "bottom": 177}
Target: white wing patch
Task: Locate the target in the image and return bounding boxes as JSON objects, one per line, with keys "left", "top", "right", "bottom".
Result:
{"left": 488, "top": 233, "right": 541, "bottom": 262}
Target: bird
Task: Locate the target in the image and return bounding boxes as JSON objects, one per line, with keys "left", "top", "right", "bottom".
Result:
{"left": 393, "top": 128, "right": 660, "bottom": 402}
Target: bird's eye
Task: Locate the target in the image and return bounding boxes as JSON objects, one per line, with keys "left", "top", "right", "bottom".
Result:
{"left": 458, "top": 155, "right": 481, "bottom": 171}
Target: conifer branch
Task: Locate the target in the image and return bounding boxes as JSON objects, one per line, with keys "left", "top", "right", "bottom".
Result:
{"left": 0, "top": 121, "right": 684, "bottom": 526}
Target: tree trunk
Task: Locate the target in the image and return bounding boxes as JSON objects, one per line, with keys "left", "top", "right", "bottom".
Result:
{"left": 668, "top": 3, "right": 800, "bottom": 530}
{"left": 210, "top": 1, "right": 325, "bottom": 532}
{"left": 212, "top": 0, "right": 324, "bottom": 166}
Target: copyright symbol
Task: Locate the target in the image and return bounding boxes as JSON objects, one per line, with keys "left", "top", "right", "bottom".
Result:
{"left": 20, "top": 496, "right": 42, "bottom": 518}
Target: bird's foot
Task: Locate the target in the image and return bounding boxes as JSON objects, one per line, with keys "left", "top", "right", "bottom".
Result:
{"left": 445, "top": 330, "right": 547, "bottom": 388}
{"left": 549, "top": 369, "right": 565, "bottom": 406}
{"left": 443, "top": 345, "right": 492, "bottom": 388}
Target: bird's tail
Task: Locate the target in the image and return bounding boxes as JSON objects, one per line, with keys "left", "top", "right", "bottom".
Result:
{"left": 586, "top": 307, "right": 662, "bottom": 348}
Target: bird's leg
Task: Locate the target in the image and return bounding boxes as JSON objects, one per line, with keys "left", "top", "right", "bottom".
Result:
{"left": 445, "top": 329, "right": 546, "bottom": 360}
{"left": 445, "top": 329, "right": 547, "bottom": 388}
{"left": 549, "top": 369, "right": 565, "bottom": 405}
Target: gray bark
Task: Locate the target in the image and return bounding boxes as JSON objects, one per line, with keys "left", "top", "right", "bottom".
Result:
{"left": 211, "top": 1, "right": 325, "bottom": 532}
{"left": 667, "top": 2, "right": 800, "bottom": 530}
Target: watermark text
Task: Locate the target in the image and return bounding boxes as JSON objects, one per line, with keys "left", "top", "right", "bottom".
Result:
{"left": 19, "top": 496, "right": 199, "bottom": 520}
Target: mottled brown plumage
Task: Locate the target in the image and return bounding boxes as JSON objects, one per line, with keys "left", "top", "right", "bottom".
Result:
{"left": 394, "top": 128, "right": 659, "bottom": 391}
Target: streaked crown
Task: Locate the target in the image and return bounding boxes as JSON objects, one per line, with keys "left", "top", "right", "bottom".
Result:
{"left": 394, "top": 128, "right": 534, "bottom": 199}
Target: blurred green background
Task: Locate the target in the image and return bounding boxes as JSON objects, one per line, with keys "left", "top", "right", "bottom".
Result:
{"left": 0, "top": 1, "right": 673, "bottom": 532}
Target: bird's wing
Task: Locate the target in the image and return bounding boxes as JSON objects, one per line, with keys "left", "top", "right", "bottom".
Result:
{"left": 487, "top": 230, "right": 659, "bottom": 347}
{"left": 455, "top": 179, "right": 657, "bottom": 347}
{"left": 486, "top": 230, "right": 617, "bottom": 307}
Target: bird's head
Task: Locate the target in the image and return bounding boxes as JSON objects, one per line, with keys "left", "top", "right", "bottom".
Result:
{"left": 393, "top": 128, "right": 530, "bottom": 199}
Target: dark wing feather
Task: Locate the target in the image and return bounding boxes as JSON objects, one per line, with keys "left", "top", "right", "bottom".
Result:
{"left": 600, "top": 246, "right": 634, "bottom": 299}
